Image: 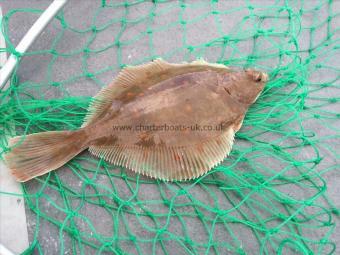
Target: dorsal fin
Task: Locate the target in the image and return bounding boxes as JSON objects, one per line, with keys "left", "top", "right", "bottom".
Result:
{"left": 88, "top": 127, "right": 234, "bottom": 181}
{"left": 82, "top": 59, "right": 229, "bottom": 127}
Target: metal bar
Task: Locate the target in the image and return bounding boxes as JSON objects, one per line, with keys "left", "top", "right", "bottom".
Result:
{"left": 0, "top": 244, "right": 15, "bottom": 255}
{"left": 0, "top": 0, "right": 68, "bottom": 89}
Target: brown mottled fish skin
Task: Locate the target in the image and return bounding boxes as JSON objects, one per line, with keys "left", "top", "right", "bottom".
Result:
{"left": 4, "top": 59, "right": 268, "bottom": 182}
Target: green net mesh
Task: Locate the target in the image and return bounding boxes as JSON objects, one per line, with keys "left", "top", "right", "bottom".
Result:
{"left": 0, "top": 0, "right": 339, "bottom": 254}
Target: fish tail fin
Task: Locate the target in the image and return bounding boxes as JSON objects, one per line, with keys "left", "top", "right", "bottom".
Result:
{"left": 4, "top": 130, "right": 88, "bottom": 182}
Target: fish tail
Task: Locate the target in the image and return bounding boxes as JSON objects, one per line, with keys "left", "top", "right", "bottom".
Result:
{"left": 4, "top": 130, "right": 88, "bottom": 182}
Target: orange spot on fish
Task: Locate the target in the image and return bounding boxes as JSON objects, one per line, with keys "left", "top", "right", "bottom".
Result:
{"left": 132, "top": 109, "right": 139, "bottom": 118}
{"left": 196, "top": 145, "right": 204, "bottom": 153}
{"left": 174, "top": 153, "right": 181, "bottom": 161}
{"left": 142, "top": 150, "right": 149, "bottom": 160}
{"left": 138, "top": 132, "right": 149, "bottom": 140}
{"left": 127, "top": 92, "right": 134, "bottom": 97}
{"left": 184, "top": 127, "right": 190, "bottom": 134}
{"left": 185, "top": 104, "right": 192, "bottom": 112}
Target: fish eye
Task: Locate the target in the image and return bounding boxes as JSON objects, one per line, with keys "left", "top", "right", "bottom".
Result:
{"left": 254, "top": 73, "right": 262, "bottom": 82}
{"left": 254, "top": 72, "right": 268, "bottom": 83}
{"left": 245, "top": 69, "right": 268, "bottom": 83}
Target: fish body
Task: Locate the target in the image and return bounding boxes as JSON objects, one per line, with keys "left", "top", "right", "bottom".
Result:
{"left": 4, "top": 59, "right": 268, "bottom": 182}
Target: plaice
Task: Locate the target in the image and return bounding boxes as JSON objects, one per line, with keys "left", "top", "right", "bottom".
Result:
{"left": 5, "top": 59, "right": 268, "bottom": 182}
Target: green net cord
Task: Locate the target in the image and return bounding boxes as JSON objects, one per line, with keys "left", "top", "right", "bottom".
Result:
{"left": 0, "top": 0, "right": 339, "bottom": 254}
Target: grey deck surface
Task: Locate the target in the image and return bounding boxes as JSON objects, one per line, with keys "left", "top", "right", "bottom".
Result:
{"left": 1, "top": 1, "right": 339, "bottom": 254}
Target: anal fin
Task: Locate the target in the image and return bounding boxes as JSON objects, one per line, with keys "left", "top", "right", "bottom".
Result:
{"left": 88, "top": 128, "right": 235, "bottom": 181}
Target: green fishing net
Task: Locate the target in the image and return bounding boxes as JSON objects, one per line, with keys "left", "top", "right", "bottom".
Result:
{"left": 0, "top": 0, "right": 339, "bottom": 254}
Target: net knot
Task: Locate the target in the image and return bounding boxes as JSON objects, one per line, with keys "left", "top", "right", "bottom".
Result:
{"left": 328, "top": 98, "right": 337, "bottom": 103}
{"left": 304, "top": 200, "right": 313, "bottom": 206}
{"left": 293, "top": 161, "right": 303, "bottom": 167}
{"left": 268, "top": 228, "right": 278, "bottom": 235}
{"left": 158, "top": 228, "right": 166, "bottom": 234}
{"left": 120, "top": 19, "right": 126, "bottom": 25}
{"left": 331, "top": 208, "right": 340, "bottom": 215}
{"left": 70, "top": 227, "right": 79, "bottom": 236}
{"left": 187, "top": 45, "right": 194, "bottom": 52}
{"left": 12, "top": 50, "right": 22, "bottom": 58}
{"left": 51, "top": 82, "right": 60, "bottom": 87}
{"left": 85, "top": 72, "right": 94, "bottom": 78}
{"left": 196, "top": 211, "right": 204, "bottom": 218}
{"left": 309, "top": 53, "right": 316, "bottom": 59}
{"left": 271, "top": 144, "right": 281, "bottom": 152}
{"left": 301, "top": 137, "right": 311, "bottom": 146}
{"left": 58, "top": 16, "right": 67, "bottom": 28}
{"left": 3, "top": 147, "right": 10, "bottom": 153}
{"left": 145, "top": 211, "right": 153, "bottom": 217}
{"left": 247, "top": 56, "right": 255, "bottom": 62}
{"left": 254, "top": 185, "right": 264, "bottom": 192}
{"left": 84, "top": 178, "right": 94, "bottom": 185}
{"left": 236, "top": 248, "right": 246, "bottom": 255}
{"left": 185, "top": 238, "right": 194, "bottom": 245}
{"left": 177, "top": 189, "right": 187, "bottom": 196}
{"left": 223, "top": 36, "right": 229, "bottom": 44}
{"left": 50, "top": 49, "right": 58, "bottom": 55}
{"left": 68, "top": 211, "right": 78, "bottom": 218}
{"left": 323, "top": 222, "right": 332, "bottom": 227}
{"left": 314, "top": 157, "right": 322, "bottom": 165}
{"left": 216, "top": 210, "right": 226, "bottom": 216}
{"left": 320, "top": 239, "right": 328, "bottom": 244}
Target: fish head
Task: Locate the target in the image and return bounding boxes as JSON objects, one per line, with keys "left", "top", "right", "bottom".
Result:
{"left": 221, "top": 68, "right": 268, "bottom": 105}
